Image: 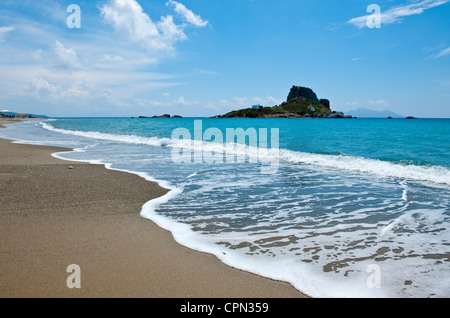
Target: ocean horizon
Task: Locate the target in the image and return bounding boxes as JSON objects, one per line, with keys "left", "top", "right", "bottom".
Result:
{"left": 1, "top": 117, "right": 449, "bottom": 298}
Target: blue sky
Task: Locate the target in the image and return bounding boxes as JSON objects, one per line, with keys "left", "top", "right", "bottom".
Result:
{"left": 0, "top": 0, "right": 449, "bottom": 117}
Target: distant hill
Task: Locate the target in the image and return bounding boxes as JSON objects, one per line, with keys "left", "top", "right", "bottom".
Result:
{"left": 0, "top": 110, "right": 48, "bottom": 119}
{"left": 345, "top": 108, "right": 404, "bottom": 118}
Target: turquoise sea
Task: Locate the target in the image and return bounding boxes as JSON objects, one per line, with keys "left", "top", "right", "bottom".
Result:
{"left": 1, "top": 117, "right": 449, "bottom": 297}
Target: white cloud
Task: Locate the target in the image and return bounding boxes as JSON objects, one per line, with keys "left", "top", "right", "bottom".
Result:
{"left": 368, "top": 99, "right": 390, "bottom": 107}
{"left": 348, "top": 0, "right": 450, "bottom": 28}
{"left": 177, "top": 96, "right": 189, "bottom": 105}
{"left": 100, "top": 0, "right": 168, "bottom": 50}
{"left": 0, "top": 26, "right": 15, "bottom": 42}
{"left": 0, "top": 1, "right": 210, "bottom": 115}
{"left": 176, "top": 96, "right": 199, "bottom": 106}
{"left": 0, "top": 58, "right": 180, "bottom": 111}
{"left": 227, "top": 96, "right": 282, "bottom": 108}
{"left": 267, "top": 96, "right": 283, "bottom": 105}
{"left": 157, "top": 15, "right": 187, "bottom": 43}
{"left": 166, "top": 0, "right": 209, "bottom": 27}
{"left": 25, "top": 77, "right": 89, "bottom": 99}
{"left": 193, "top": 68, "right": 220, "bottom": 75}
{"left": 102, "top": 54, "right": 125, "bottom": 63}
{"left": 31, "top": 49, "right": 44, "bottom": 62}
{"left": 99, "top": 0, "right": 206, "bottom": 52}
{"left": 433, "top": 47, "right": 450, "bottom": 59}
{"left": 28, "top": 77, "right": 60, "bottom": 95}
{"left": 53, "top": 41, "right": 81, "bottom": 69}
{"left": 232, "top": 97, "right": 250, "bottom": 106}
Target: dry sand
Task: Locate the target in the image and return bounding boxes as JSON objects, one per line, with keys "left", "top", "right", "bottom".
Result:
{"left": 0, "top": 119, "right": 307, "bottom": 298}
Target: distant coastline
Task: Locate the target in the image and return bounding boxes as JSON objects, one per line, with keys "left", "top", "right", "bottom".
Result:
{"left": 136, "top": 114, "right": 183, "bottom": 119}
{"left": 0, "top": 110, "right": 48, "bottom": 119}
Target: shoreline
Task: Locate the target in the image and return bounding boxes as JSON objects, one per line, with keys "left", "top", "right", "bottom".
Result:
{"left": 0, "top": 117, "right": 43, "bottom": 128}
{"left": 0, "top": 119, "right": 307, "bottom": 298}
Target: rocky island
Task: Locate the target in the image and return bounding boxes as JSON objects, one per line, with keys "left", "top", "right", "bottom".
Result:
{"left": 137, "top": 114, "right": 183, "bottom": 118}
{"left": 217, "top": 86, "right": 352, "bottom": 119}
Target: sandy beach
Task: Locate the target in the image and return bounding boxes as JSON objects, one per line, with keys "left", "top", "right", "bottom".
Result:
{"left": 0, "top": 119, "right": 306, "bottom": 298}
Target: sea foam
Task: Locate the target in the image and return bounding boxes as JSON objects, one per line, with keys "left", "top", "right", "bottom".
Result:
{"left": 3, "top": 119, "right": 449, "bottom": 298}
{"left": 41, "top": 121, "right": 450, "bottom": 187}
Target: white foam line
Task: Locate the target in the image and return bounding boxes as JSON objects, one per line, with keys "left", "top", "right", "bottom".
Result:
{"left": 4, "top": 124, "right": 320, "bottom": 296}
{"left": 51, "top": 148, "right": 213, "bottom": 273}
{"left": 400, "top": 180, "right": 409, "bottom": 202}
{"left": 7, "top": 121, "right": 430, "bottom": 298}
{"left": 41, "top": 121, "right": 450, "bottom": 187}
{"left": 51, "top": 149, "right": 179, "bottom": 201}
{"left": 1, "top": 130, "right": 186, "bottom": 251}
{"left": 187, "top": 172, "right": 198, "bottom": 178}
{"left": 38, "top": 137, "right": 274, "bottom": 294}
{"left": 278, "top": 149, "right": 450, "bottom": 187}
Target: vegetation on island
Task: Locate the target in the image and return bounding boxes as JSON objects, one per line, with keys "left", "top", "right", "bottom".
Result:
{"left": 217, "top": 86, "right": 351, "bottom": 119}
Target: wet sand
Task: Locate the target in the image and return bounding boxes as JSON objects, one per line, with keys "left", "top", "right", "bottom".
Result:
{"left": 0, "top": 119, "right": 307, "bottom": 298}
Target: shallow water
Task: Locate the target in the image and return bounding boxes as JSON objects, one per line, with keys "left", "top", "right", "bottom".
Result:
{"left": 1, "top": 117, "right": 449, "bottom": 297}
